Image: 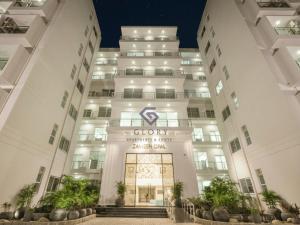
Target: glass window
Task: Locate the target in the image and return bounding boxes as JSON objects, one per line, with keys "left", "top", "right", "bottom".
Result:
{"left": 239, "top": 178, "right": 255, "bottom": 194}
{"left": 215, "top": 155, "right": 228, "bottom": 170}
{"left": 205, "top": 41, "right": 211, "bottom": 55}
{"left": 94, "top": 128, "right": 107, "bottom": 141}
{"left": 156, "top": 89, "right": 175, "bottom": 99}
{"left": 222, "top": 105, "right": 231, "bottom": 121}
{"left": 223, "top": 66, "right": 230, "bottom": 80}
{"left": 231, "top": 92, "right": 239, "bottom": 109}
{"left": 230, "top": 138, "right": 241, "bottom": 153}
{"left": 46, "top": 176, "right": 60, "bottom": 192}
{"left": 77, "top": 79, "right": 84, "bottom": 94}
{"left": 70, "top": 64, "right": 77, "bottom": 80}
{"left": 69, "top": 104, "right": 78, "bottom": 121}
{"left": 193, "top": 128, "right": 204, "bottom": 142}
{"left": 209, "top": 59, "right": 216, "bottom": 73}
{"left": 216, "top": 44, "right": 222, "bottom": 57}
{"left": 49, "top": 124, "right": 59, "bottom": 145}
{"left": 200, "top": 26, "right": 206, "bottom": 38}
{"left": 206, "top": 110, "right": 215, "bottom": 118}
{"left": 194, "top": 152, "right": 208, "bottom": 170}
{"left": 83, "top": 109, "right": 92, "bottom": 118}
{"left": 187, "top": 107, "right": 200, "bottom": 118}
{"left": 59, "top": 136, "right": 70, "bottom": 152}
{"left": 256, "top": 169, "right": 267, "bottom": 191}
{"left": 98, "top": 107, "right": 111, "bottom": 118}
{"left": 210, "top": 131, "right": 221, "bottom": 142}
{"left": 78, "top": 43, "right": 83, "bottom": 56}
{"left": 242, "top": 125, "right": 252, "bottom": 145}
{"left": 124, "top": 88, "right": 143, "bottom": 98}
{"left": 215, "top": 80, "right": 223, "bottom": 95}
{"left": 120, "top": 112, "right": 141, "bottom": 127}
{"left": 61, "top": 91, "right": 69, "bottom": 108}
{"left": 34, "top": 167, "right": 45, "bottom": 192}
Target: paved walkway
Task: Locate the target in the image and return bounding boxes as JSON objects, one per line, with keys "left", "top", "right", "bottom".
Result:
{"left": 79, "top": 218, "right": 196, "bottom": 225}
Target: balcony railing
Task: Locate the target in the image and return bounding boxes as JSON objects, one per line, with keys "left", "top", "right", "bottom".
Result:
{"left": 194, "top": 161, "right": 228, "bottom": 171}
{"left": 192, "top": 135, "right": 222, "bottom": 143}
{"left": 184, "top": 91, "right": 211, "bottom": 98}
{"left": 0, "top": 59, "right": 8, "bottom": 70}
{"left": 109, "top": 119, "right": 192, "bottom": 128}
{"left": 257, "top": 1, "right": 290, "bottom": 8}
{"left": 95, "top": 59, "right": 117, "bottom": 65}
{"left": 78, "top": 134, "right": 107, "bottom": 143}
{"left": 72, "top": 161, "right": 104, "bottom": 171}
{"left": 181, "top": 60, "right": 202, "bottom": 66}
{"left": 88, "top": 91, "right": 114, "bottom": 98}
{"left": 275, "top": 26, "right": 300, "bottom": 35}
{"left": 114, "top": 92, "right": 186, "bottom": 100}
{"left": 185, "top": 74, "right": 206, "bottom": 81}
{"left": 14, "top": 0, "right": 46, "bottom": 7}
{"left": 92, "top": 73, "right": 115, "bottom": 80}
{"left": 121, "top": 36, "right": 178, "bottom": 41}
{"left": 117, "top": 69, "right": 183, "bottom": 77}
{"left": 120, "top": 52, "right": 179, "bottom": 57}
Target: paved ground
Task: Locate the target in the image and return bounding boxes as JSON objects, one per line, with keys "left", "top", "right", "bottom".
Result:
{"left": 79, "top": 218, "right": 195, "bottom": 225}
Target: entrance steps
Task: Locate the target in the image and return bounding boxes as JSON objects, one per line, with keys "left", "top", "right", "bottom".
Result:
{"left": 96, "top": 207, "right": 169, "bottom": 218}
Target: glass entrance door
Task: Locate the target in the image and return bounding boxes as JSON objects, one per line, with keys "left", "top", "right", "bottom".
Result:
{"left": 124, "top": 153, "right": 174, "bottom": 207}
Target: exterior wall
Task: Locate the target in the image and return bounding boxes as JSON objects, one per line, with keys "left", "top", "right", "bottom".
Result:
{"left": 0, "top": 0, "right": 100, "bottom": 205}
{"left": 198, "top": 0, "right": 300, "bottom": 205}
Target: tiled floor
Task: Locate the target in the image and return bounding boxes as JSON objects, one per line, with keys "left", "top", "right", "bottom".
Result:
{"left": 79, "top": 218, "right": 195, "bottom": 225}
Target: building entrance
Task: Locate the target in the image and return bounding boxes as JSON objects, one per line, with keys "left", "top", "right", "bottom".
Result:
{"left": 124, "top": 153, "right": 174, "bottom": 206}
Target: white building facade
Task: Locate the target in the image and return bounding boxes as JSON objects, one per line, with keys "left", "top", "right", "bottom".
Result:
{"left": 198, "top": 0, "right": 300, "bottom": 205}
{"left": 67, "top": 27, "right": 230, "bottom": 207}
{"left": 0, "top": 0, "right": 100, "bottom": 205}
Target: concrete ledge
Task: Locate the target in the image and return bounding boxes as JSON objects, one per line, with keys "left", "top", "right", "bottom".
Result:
{"left": 0, "top": 214, "right": 96, "bottom": 225}
{"left": 194, "top": 217, "right": 286, "bottom": 225}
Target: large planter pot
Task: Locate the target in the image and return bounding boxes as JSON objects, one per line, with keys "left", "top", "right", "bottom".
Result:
{"left": 68, "top": 210, "right": 80, "bottom": 220}
{"left": 213, "top": 207, "right": 230, "bottom": 222}
{"left": 14, "top": 208, "right": 25, "bottom": 219}
{"left": 32, "top": 213, "right": 49, "bottom": 221}
{"left": 266, "top": 208, "right": 282, "bottom": 220}
{"left": 115, "top": 197, "right": 125, "bottom": 207}
{"left": 86, "top": 208, "right": 93, "bottom": 216}
{"left": 49, "top": 209, "right": 67, "bottom": 221}
{"left": 0, "top": 212, "right": 14, "bottom": 220}
{"left": 202, "top": 210, "right": 213, "bottom": 220}
{"left": 249, "top": 214, "right": 262, "bottom": 224}
{"left": 79, "top": 208, "right": 87, "bottom": 218}
{"left": 23, "top": 209, "right": 33, "bottom": 222}
{"left": 281, "top": 213, "right": 295, "bottom": 221}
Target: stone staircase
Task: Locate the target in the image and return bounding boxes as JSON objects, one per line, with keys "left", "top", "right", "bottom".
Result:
{"left": 96, "top": 207, "right": 169, "bottom": 218}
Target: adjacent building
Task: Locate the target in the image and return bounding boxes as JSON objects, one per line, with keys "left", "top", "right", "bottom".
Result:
{"left": 198, "top": 0, "right": 300, "bottom": 205}
{"left": 0, "top": 0, "right": 100, "bottom": 205}
{"left": 66, "top": 26, "right": 229, "bottom": 206}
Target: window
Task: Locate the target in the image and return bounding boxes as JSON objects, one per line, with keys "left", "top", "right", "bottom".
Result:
{"left": 70, "top": 64, "right": 77, "bottom": 80}
{"left": 69, "top": 104, "right": 78, "bottom": 120}
{"left": 202, "top": 180, "right": 211, "bottom": 191}
{"left": 83, "top": 57, "right": 90, "bottom": 72}
{"left": 78, "top": 43, "right": 83, "bottom": 56}
{"left": 206, "top": 110, "right": 215, "bottom": 118}
{"left": 209, "top": 59, "right": 216, "bottom": 73}
{"left": 89, "top": 12, "right": 93, "bottom": 21}
{"left": 94, "top": 128, "right": 107, "bottom": 141}
{"left": 124, "top": 88, "right": 143, "bottom": 98}
{"left": 49, "top": 124, "right": 59, "bottom": 145}
{"left": 205, "top": 41, "right": 211, "bottom": 55}
{"left": 242, "top": 125, "right": 252, "bottom": 145}
{"left": 200, "top": 26, "right": 206, "bottom": 38}
{"left": 194, "top": 152, "right": 208, "bottom": 170}
{"left": 98, "top": 107, "right": 111, "bottom": 117}
{"left": 230, "top": 138, "right": 241, "bottom": 153}
{"left": 84, "top": 26, "right": 89, "bottom": 37}
{"left": 216, "top": 44, "right": 222, "bottom": 57}
{"left": 210, "top": 26, "right": 215, "bottom": 37}
{"left": 215, "top": 80, "right": 223, "bottom": 95}
{"left": 256, "top": 169, "right": 267, "bottom": 191}
{"left": 156, "top": 89, "right": 175, "bottom": 99}
{"left": 187, "top": 107, "right": 200, "bottom": 118}
{"left": 59, "top": 136, "right": 70, "bottom": 152}
{"left": 239, "top": 178, "right": 254, "bottom": 194}
{"left": 231, "top": 92, "right": 239, "bottom": 109}
{"left": 46, "top": 176, "right": 60, "bottom": 192}
{"left": 156, "top": 112, "right": 178, "bottom": 127}
{"left": 83, "top": 109, "right": 92, "bottom": 118}
{"left": 93, "top": 26, "right": 98, "bottom": 38}
{"left": 193, "top": 128, "right": 204, "bottom": 142}
{"left": 61, "top": 91, "right": 69, "bottom": 108}
{"left": 210, "top": 131, "right": 221, "bottom": 142}
{"left": 34, "top": 167, "right": 45, "bottom": 192}
{"left": 88, "top": 40, "right": 94, "bottom": 53}
{"left": 222, "top": 105, "right": 231, "bottom": 121}
{"left": 223, "top": 66, "right": 230, "bottom": 80}
{"left": 120, "top": 112, "right": 142, "bottom": 127}
{"left": 215, "top": 156, "right": 228, "bottom": 170}
{"left": 206, "top": 14, "right": 210, "bottom": 22}
{"left": 76, "top": 79, "right": 84, "bottom": 94}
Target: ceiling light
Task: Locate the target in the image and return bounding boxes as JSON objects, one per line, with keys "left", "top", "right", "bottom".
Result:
{"left": 147, "top": 103, "right": 151, "bottom": 106}
{"left": 180, "top": 67, "right": 183, "bottom": 70}
{"left": 297, "top": 50, "right": 300, "bottom": 55}
{"left": 196, "top": 54, "right": 200, "bottom": 57}
{"left": 132, "top": 44, "right": 136, "bottom": 48}
{"left": 108, "top": 100, "right": 111, "bottom": 103}
{"left": 132, "top": 61, "right": 135, "bottom": 65}
{"left": 275, "top": 20, "right": 281, "bottom": 26}
{"left": 148, "top": 30, "right": 151, "bottom": 34}
{"left": 130, "top": 80, "right": 134, "bottom": 84}
{"left": 147, "top": 44, "right": 151, "bottom": 48}
{"left": 161, "top": 30, "right": 165, "bottom": 34}
{"left": 164, "top": 61, "right": 168, "bottom": 65}
{"left": 147, "top": 80, "right": 151, "bottom": 84}
{"left": 90, "top": 100, "right": 94, "bottom": 103}
{"left": 134, "top": 30, "right": 137, "bottom": 34}
{"left": 115, "top": 53, "right": 119, "bottom": 57}
{"left": 128, "top": 103, "right": 132, "bottom": 107}
{"left": 148, "top": 61, "right": 152, "bottom": 65}
{"left": 100, "top": 54, "right": 103, "bottom": 57}
{"left": 165, "top": 80, "right": 168, "bottom": 84}
{"left": 167, "top": 103, "right": 170, "bottom": 107}
{"left": 162, "top": 44, "right": 166, "bottom": 48}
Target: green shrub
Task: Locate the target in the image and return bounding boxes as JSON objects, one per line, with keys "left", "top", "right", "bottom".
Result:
{"left": 15, "top": 184, "right": 36, "bottom": 208}
{"left": 116, "top": 181, "right": 126, "bottom": 199}
{"left": 260, "top": 190, "right": 281, "bottom": 208}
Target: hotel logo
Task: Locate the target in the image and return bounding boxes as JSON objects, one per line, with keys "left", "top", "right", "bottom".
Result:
{"left": 139, "top": 107, "right": 159, "bottom": 125}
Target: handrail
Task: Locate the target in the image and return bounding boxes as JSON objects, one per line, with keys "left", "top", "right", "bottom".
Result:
{"left": 275, "top": 26, "right": 300, "bottom": 35}
{"left": 165, "top": 198, "right": 175, "bottom": 221}
{"left": 116, "top": 69, "right": 184, "bottom": 77}
{"left": 256, "top": 1, "right": 290, "bottom": 8}
{"left": 182, "top": 199, "right": 196, "bottom": 223}
{"left": 14, "top": 0, "right": 46, "bottom": 7}
{"left": 121, "top": 36, "right": 178, "bottom": 41}
{"left": 120, "top": 52, "right": 180, "bottom": 57}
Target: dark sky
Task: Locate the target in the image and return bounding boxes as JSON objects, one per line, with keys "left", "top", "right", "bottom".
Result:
{"left": 93, "top": 0, "right": 207, "bottom": 48}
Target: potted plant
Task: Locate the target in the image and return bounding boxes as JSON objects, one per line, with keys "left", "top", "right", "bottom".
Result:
{"left": 249, "top": 208, "right": 262, "bottom": 224}
{"left": 203, "top": 177, "right": 239, "bottom": 222}
{"left": 0, "top": 202, "right": 13, "bottom": 220}
{"left": 14, "top": 184, "right": 36, "bottom": 221}
{"left": 260, "top": 190, "right": 282, "bottom": 220}
{"left": 280, "top": 198, "right": 299, "bottom": 222}
{"left": 172, "top": 181, "right": 183, "bottom": 207}
{"left": 115, "top": 181, "right": 126, "bottom": 207}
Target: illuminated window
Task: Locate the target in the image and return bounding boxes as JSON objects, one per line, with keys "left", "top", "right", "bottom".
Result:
{"left": 215, "top": 80, "right": 223, "bottom": 95}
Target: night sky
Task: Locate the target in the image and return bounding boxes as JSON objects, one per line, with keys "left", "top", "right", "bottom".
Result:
{"left": 93, "top": 0, "right": 207, "bottom": 48}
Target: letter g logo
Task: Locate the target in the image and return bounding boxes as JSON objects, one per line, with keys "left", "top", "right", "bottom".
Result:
{"left": 139, "top": 107, "right": 159, "bottom": 125}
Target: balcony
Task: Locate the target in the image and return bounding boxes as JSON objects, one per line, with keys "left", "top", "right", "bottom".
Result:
{"left": 8, "top": 0, "right": 58, "bottom": 21}
{"left": 181, "top": 59, "right": 202, "bottom": 66}
{"left": 114, "top": 92, "right": 186, "bottom": 101}
{"left": 239, "top": 0, "right": 295, "bottom": 24}
{"left": 88, "top": 91, "right": 114, "bottom": 98}
{"left": 192, "top": 135, "right": 222, "bottom": 145}
{"left": 94, "top": 59, "right": 117, "bottom": 66}
{"left": 0, "top": 15, "right": 46, "bottom": 47}
{"left": 120, "top": 51, "right": 179, "bottom": 57}
{"left": 109, "top": 119, "right": 192, "bottom": 129}
{"left": 120, "top": 36, "right": 178, "bottom": 42}
{"left": 92, "top": 73, "right": 115, "bottom": 80}
{"left": 77, "top": 134, "right": 107, "bottom": 144}
{"left": 257, "top": 16, "right": 300, "bottom": 48}
{"left": 194, "top": 161, "right": 228, "bottom": 172}
{"left": 116, "top": 69, "right": 184, "bottom": 78}
{"left": 184, "top": 91, "right": 211, "bottom": 99}
{"left": 0, "top": 45, "right": 30, "bottom": 89}
{"left": 185, "top": 74, "right": 207, "bottom": 81}
{"left": 71, "top": 160, "right": 104, "bottom": 173}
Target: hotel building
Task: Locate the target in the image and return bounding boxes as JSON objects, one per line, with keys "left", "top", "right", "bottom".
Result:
{"left": 0, "top": 0, "right": 100, "bottom": 205}
{"left": 198, "top": 0, "right": 300, "bottom": 205}
{"left": 66, "top": 27, "right": 230, "bottom": 206}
